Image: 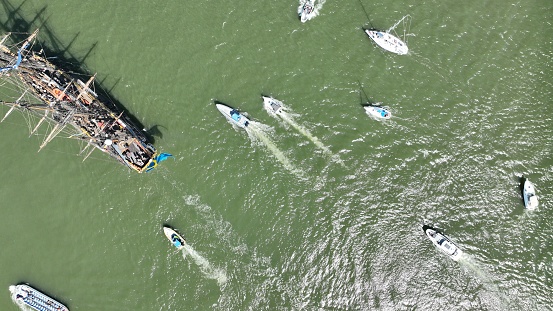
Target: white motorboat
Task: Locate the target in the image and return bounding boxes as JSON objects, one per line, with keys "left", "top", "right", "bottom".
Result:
{"left": 364, "top": 29, "right": 408, "bottom": 55}
{"left": 423, "top": 226, "right": 463, "bottom": 261}
{"left": 298, "top": 1, "right": 316, "bottom": 23}
{"left": 163, "top": 226, "right": 186, "bottom": 250}
{"left": 215, "top": 102, "right": 250, "bottom": 129}
{"left": 9, "top": 284, "right": 69, "bottom": 311}
{"left": 523, "top": 179, "right": 539, "bottom": 210}
{"left": 364, "top": 105, "right": 391, "bottom": 120}
{"left": 262, "top": 96, "right": 285, "bottom": 116}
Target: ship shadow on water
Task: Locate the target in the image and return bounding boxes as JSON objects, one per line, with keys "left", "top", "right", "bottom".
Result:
{"left": 518, "top": 175, "right": 526, "bottom": 207}
{"left": 0, "top": 0, "right": 161, "bottom": 144}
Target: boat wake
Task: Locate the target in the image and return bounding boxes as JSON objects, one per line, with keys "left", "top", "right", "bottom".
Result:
{"left": 246, "top": 121, "right": 301, "bottom": 176}
{"left": 314, "top": 0, "right": 326, "bottom": 14}
{"left": 279, "top": 112, "right": 347, "bottom": 168}
{"left": 181, "top": 245, "right": 228, "bottom": 286}
{"left": 457, "top": 254, "right": 517, "bottom": 310}
{"left": 10, "top": 296, "right": 33, "bottom": 311}
{"left": 279, "top": 112, "right": 331, "bottom": 151}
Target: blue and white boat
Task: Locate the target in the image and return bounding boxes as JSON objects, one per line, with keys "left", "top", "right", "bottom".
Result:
{"left": 298, "top": 0, "right": 316, "bottom": 23}
{"left": 423, "top": 226, "right": 463, "bottom": 261}
{"left": 364, "top": 29, "right": 408, "bottom": 55}
{"left": 523, "top": 179, "right": 539, "bottom": 210}
{"left": 364, "top": 105, "right": 391, "bottom": 120}
{"left": 163, "top": 226, "right": 186, "bottom": 250}
{"left": 215, "top": 102, "right": 250, "bottom": 129}
{"left": 262, "top": 95, "right": 285, "bottom": 116}
{"left": 9, "top": 284, "right": 69, "bottom": 311}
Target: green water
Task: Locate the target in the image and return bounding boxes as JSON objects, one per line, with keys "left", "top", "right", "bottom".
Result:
{"left": 0, "top": 0, "right": 552, "bottom": 310}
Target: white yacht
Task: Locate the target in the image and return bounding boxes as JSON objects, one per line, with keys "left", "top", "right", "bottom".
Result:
{"left": 424, "top": 226, "right": 463, "bottom": 261}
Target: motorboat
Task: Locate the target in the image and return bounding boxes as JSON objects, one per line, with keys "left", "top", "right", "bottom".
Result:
{"left": 523, "top": 179, "right": 539, "bottom": 210}
{"left": 364, "top": 29, "right": 408, "bottom": 55}
{"left": 262, "top": 96, "right": 285, "bottom": 116}
{"left": 163, "top": 226, "right": 186, "bottom": 250}
{"left": 215, "top": 102, "right": 250, "bottom": 129}
{"left": 364, "top": 105, "right": 391, "bottom": 120}
{"left": 423, "top": 225, "right": 463, "bottom": 261}
{"left": 9, "top": 284, "right": 69, "bottom": 311}
{"left": 298, "top": 1, "right": 316, "bottom": 23}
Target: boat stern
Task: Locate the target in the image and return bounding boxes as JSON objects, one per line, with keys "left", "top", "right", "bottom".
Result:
{"left": 526, "top": 195, "right": 539, "bottom": 210}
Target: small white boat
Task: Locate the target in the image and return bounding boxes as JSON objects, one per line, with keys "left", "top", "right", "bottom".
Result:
{"left": 9, "top": 284, "right": 69, "bottom": 311}
{"left": 423, "top": 226, "right": 463, "bottom": 261}
{"left": 523, "top": 179, "right": 539, "bottom": 210}
{"left": 163, "top": 226, "right": 186, "bottom": 250}
{"left": 262, "top": 96, "right": 285, "bottom": 116}
{"left": 215, "top": 102, "right": 250, "bottom": 129}
{"left": 298, "top": 1, "right": 316, "bottom": 23}
{"left": 364, "top": 105, "right": 391, "bottom": 120}
{"left": 364, "top": 29, "right": 408, "bottom": 55}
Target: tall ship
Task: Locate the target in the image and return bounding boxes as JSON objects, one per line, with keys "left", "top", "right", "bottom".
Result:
{"left": 9, "top": 284, "right": 69, "bottom": 311}
{"left": 0, "top": 29, "right": 169, "bottom": 173}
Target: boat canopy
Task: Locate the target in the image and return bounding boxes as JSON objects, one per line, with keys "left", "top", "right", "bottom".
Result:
{"left": 231, "top": 111, "right": 241, "bottom": 122}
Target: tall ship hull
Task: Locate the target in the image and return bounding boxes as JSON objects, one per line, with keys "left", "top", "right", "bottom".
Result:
{"left": 0, "top": 30, "right": 165, "bottom": 173}
{"left": 9, "top": 284, "right": 69, "bottom": 311}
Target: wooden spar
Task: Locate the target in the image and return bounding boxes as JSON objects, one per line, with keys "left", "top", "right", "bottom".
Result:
{"left": 78, "top": 143, "right": 91, "bottom": 155}
{"left": 82, "top": 145, "right": 95, "bottom": 162}
{"left": 1, "top": 91, "right": 26, "bottom": 122}
{"left": 75, "top": 74, "right": 96, "bottom": 101}
{"left": 56, "top": 79, "right": 73, "bottom": 101}
{"left": 38, "top": 109, "right": 74, "bottom": 150}
{"left": 110, "top": 111, "right": 124, "bottom": 128}
{"left": 0, "top": 33, "right": 10, "bottom": 46}
{"left": 1, "top": 104, "right": 16, "bottom": 122}
{"left": 23, "top": 29, "right": 39, "bottom": 49}
{"left": 39, "top": 123, "right": 60, "bottom": 150}
{"left": 30, "top": 109, "right": 48, "bottom": 136}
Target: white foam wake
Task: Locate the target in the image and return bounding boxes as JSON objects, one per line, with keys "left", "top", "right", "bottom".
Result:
{"left": 246, "top": 121, "right": 301, "bottom": 175}
{"left": 457, "top": 254, "right": 515, "bottom": 310}
{"left": 182, "top": 244, "right": 227, "bottom": 286}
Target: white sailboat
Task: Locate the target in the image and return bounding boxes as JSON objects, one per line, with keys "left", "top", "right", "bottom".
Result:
{"left": 364, "top": 29, "right": 408, "bottom": 55}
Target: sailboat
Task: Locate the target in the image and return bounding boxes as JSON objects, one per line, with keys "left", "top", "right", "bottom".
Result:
{"left": 364, "top": 104, "right": 391, "bottom": 120}
{"left": 364, "top": 29, "right": 408, "bottom": 55}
